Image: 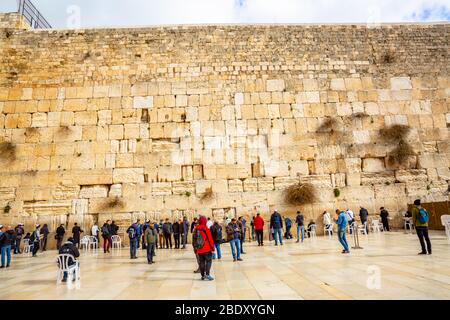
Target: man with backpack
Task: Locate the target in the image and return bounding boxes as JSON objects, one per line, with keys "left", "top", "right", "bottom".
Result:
{"left": 127, "top": 221, "right": 139, "bottom": 259}
{"left": 101, "top": 220, "right": 112, "bottom": 253}
{"left": 295, "top": 211, "right": 305, "bottom": 243}
{"left": 412, "top": 199, "right": 431, "bottom": 255}
{"left": 335, "top": 209, "right": 350, "bottom": 254}
{"left": 135, "top": 219, "right": 143, "bottom": 249}
{"left": 226, "top": 218, "right": 243, "bottom": 262}
{"left": 210, "top": 221, "right": 223, "bottom": 260}
{"left": 270, "top": 210, "right": 283, "bottom": 246}
{"left": 0, "top": 225, "right": 15, "bottom": 268}
{"left": 192, "top": 216, "right": 215, "bottom": 281}
{"left": 58, "top": 237, "right": 80, "bottom": 282}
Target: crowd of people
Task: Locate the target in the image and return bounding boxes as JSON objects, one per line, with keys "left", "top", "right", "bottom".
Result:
{"left": 0, "top": 199, "right": 433, "bottom": 276}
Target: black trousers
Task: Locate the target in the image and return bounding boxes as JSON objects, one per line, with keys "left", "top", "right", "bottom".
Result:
{"left": 164, "top": 233, "right": 172, "bottom": 248}
{"left": 146, "top": 243, "right": 155, "bottom": 263}
{"left": 41, "top": 236, "right": 48, "bottom": 251}
{"left": 256, "top": 230, "right": 264, "bottom": 245}
{"left": 416, "top": 227, "right": 432, "bottom": 253}
{"left": 32, "top": 241, "right": 40, "bottom": 256}
{"left": 56, "top": 237, "right": 64, "bottom": 250}
{"left": 174, "top": 233, "right": 180, "bottom": 248}
{"left": 14, "top": 238, "right": 22, "bottom": 253}
{"left": 198, "top": 252, "right": 212, "bottom": 277}
{"left": 381, "top": 218, "right": 390, "bottom": 231}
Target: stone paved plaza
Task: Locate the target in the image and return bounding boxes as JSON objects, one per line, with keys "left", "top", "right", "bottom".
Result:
{"left": 1, "top": 231, "right": 449, "bottom": 300}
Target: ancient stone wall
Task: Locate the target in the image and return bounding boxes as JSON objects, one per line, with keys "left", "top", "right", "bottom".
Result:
{"left": 0, "top": 13, "right": 449, "bottom": 243}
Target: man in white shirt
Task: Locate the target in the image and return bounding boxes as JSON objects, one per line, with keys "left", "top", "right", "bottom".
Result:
{"left": 346, "top": 209, "right": 355, "bottom": 234}
{"left": 206, "top": 217, "right": 214, "bottom": 229}
{"left": 91, "top": 223, "right": 99, "bottom": 244}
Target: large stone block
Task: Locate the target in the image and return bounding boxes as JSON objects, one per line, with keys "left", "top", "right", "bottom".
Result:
{"left": 362, "top": 158, "right": 385, "bottom": 173}
{"left": 266, "top": 79, "right": 285, "bottom": 92}
{"left": 113, "top": 168, "right": 144, "bottom": 184}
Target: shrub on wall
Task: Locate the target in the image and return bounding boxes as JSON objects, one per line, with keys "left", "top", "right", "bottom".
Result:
{"left": 284, "top": 183, "right": 316, "bottom": 205}
{"left": 0, "top": 142, "right": 17, "bottom": 162}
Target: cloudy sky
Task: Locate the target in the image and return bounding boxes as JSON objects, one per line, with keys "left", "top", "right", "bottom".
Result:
{"left": 1, "top": 0, "right": 450, "bottom": 28}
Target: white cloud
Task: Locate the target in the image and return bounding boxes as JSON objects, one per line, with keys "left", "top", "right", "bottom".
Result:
{"left": 5, "top": 0, "right": 450, "bottom": 28}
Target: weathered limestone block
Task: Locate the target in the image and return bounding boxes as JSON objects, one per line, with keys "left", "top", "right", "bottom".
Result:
{"left": 157, "top": 165, "right": 182, "bottom": 182}
{"left": 266, "top": 79, "right": 285, "bottom": 92}
{"left": 109, "top": 184, "right": 122, "bottom": 197}
{"left": 257, "top": 177, "right": 274, "bottom": 191}
{"left": 113, "top": 168, "right": 144, "bottom": 184}
{"left": 340, "top": 186, "right": 374, "bottom": 200}
{"left": 337, "top": 158, "right": 361, "bottom": 173}
{"left": 289, "top": 160, "right": 309, "bottom": 176}
{"left": 331, "top": 173, "right": 346, "bottom": 188}
{"left": 390, "top": 77, "right": 412, "bottom": 90}
{"left": 299, "top": 175, "right": 332, "bottom": 188}
{"left": 395, "top": 169, "right": 428, "bottom": 183}
{"left": 133, "top": 96, "right": 153, "bottom": 109}
{"left": 346, "top": 173, "right": 361, "bottom": 186}
{"left": 172, "top": 181, "right": 196, "bottom": 195}
{"left": 273, "top": 176, "right": 298, "bottom": 190}
{"left": 0, "top": 187, "right": 15, "bottom": 200}
{"left": 52, "top": 185, "right": 80, "bottom": 200}
{"left": 313, "top": 159, "right": 338, "bottom": 174}
{"left": 243, "top": 178, "right": 258, "bottom": 192}
{"left": 79, "top": 185, "right": 109, "bottom": 198}
{"left": 436, "top": 167, "right": 450, "bottom": 181}
{"left": 361, "top": 172, "right": 396, "bottom": 185}
{"left": 72, "top": 199, "right": 89, "bottom": 215}
{"left": 362, "top": 158, "right": 385, "bottom": 172}
{"left": 374, "top": 183, "right": 406, "bottom": 198}
{"left": 241, "top": 192, "right": 268, "bottom": 207}
{"left": 228, "top": 179, "right": 243, "bottom": 193}
{"left": 263, "top": 160, "right": 289, "bottom": 177}
{"left": 417, "top": 154, "right": 449, "bottom": 169}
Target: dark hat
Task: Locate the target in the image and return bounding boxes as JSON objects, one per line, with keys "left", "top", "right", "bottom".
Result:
{"left": 414, "top": 199, "right": 421, "bottom": 205}
{"left": 67, "top": 237, "right": 74, "bottom": 243}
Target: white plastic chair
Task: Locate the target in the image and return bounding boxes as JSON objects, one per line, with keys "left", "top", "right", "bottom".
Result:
{"left": 324, "top": 224, "right": 333, "bottom": 238}
{"left": 441, "top": 215, "right": 450, "bottom": 240}
{"left": 23, "top": 239, "right": 34, "bottom": 256}
{"left": 308, "top": 225, "right": 317, "bottom": 239}
{"left": 358, "top": 221, "right": 368, "bottom": 235}
{"left": 56, "top": 254, "right": 80, "bottom": 284}
{"left": 403, "top": 217, "right": 414, "bottom": 233}
{"left": 371, "top": 219, "right": 382, "bottom": 233}
{"left": 111, "top": 235, "right": 122, "bottom": 249}
{"left": 347, "top": 222, "right": 355, "bottom": 235}
{"left": 80, "top": 236, "right": 90, "bottom": 251}
{"left": 88, "top": 236, "right": 98, "bottom": 250}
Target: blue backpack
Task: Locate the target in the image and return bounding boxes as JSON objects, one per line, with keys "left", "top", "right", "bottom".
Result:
{"left": 418, "top": 208, "right": 429, "bottom": 224}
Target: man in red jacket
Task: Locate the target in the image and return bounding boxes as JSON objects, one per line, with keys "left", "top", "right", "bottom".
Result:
{"left": 254, "top": 213, "right": 265, "bottom": 246}
{"left": 193, "top": 216, "right": 215, "bottom": 281}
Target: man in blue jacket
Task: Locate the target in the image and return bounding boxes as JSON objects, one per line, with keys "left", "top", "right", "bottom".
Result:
{"left": 270, "top": 210, "right": 283, "bottom": 246}
{"left": 335, "top": 209, "right": 350, "bottom": 254}
{"left": 127, "top": 222, "right": 140, "bottom": 259}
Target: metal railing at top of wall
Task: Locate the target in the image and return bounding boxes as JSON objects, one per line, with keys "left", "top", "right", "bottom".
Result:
{"left": 17, "top": 0, "right": 51, "bottom": 29}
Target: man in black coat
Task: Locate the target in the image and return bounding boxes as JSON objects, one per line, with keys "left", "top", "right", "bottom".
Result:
{"left": 172, "top": 220, "right": 181, "bottom": 249}
{"left": 55, "top": 224, "right": 66, "bottom": 250}
{"left": 71, "top": 223, "right": 83, "bottom": 248}
{"left": 58, "top": 237, "right": 80, "bottom": 282}
{"left": 379, "top": 207, "right": 390, "bottom": 231}
{"left": 359, "top": 207, "right": 369, "bottom": 234}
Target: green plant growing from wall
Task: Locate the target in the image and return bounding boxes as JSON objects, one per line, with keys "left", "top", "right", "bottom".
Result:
{"left": 3, "top": 203, "right": 11, "bottom": 214}
{"left": 185, "top": 191, "right": 192, "bottom": 197}
{"left": 333, "top": 188, "right": 341, "bottom": 198}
